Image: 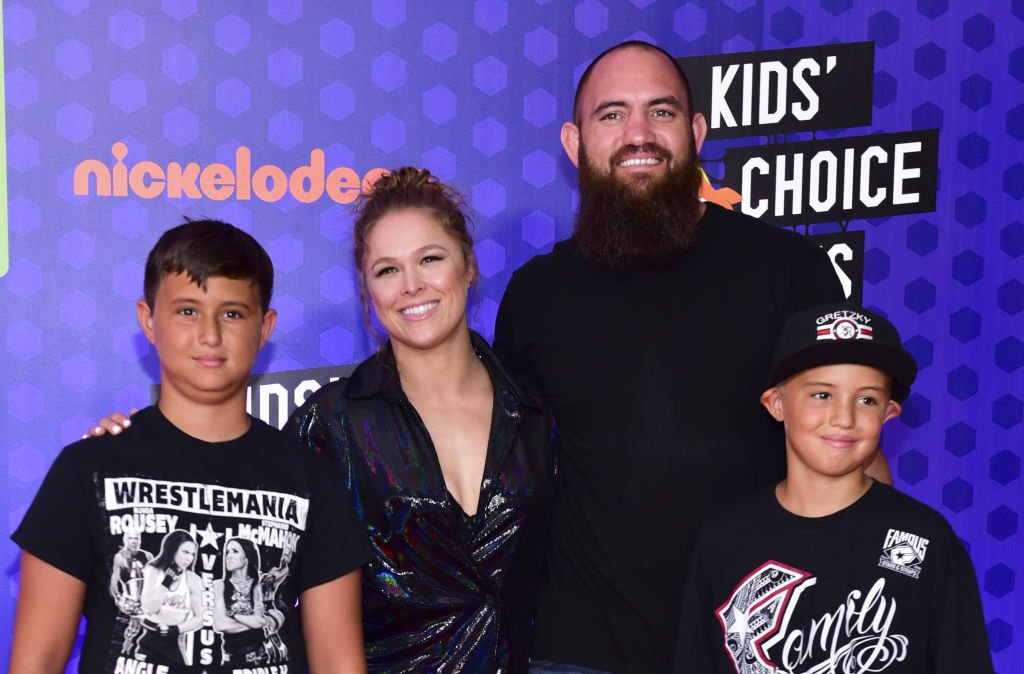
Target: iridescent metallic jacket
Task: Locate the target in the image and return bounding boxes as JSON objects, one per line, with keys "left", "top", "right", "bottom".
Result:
{"left": 284, "top": 333, "right": 556, "bottom": 674}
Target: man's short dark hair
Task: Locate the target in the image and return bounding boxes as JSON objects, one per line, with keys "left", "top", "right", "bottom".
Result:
{"left": 143, "top": 218, "right": 274, "bottom": 313}
{"left": 572, "top": 40, "right": 696, "bottom": 125}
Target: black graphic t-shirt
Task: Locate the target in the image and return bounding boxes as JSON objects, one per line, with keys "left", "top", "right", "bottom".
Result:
{"left": 673, "top": 481, "right": 993, "bottom": 674}
{"left": 13, "top": 406, "right": 373, "bottom": 674}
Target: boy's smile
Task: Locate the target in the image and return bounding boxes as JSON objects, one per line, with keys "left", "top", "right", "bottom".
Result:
{"left": 137, "top": 271, "right": 276, "bottom": 419}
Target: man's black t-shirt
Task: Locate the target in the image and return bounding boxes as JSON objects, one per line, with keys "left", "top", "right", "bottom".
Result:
{"left": 12, "top": 406, "right": 372, "bottom": 673}
{"left": 674, "top": 481, "right": 993, "bottom": 673}
{"left": 494, "top": 204, "right": 845, "bottom": 673}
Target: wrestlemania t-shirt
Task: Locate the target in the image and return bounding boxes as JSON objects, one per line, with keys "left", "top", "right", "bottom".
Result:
{"left": 13, "top": 406, "right": 372, "bottom": 674}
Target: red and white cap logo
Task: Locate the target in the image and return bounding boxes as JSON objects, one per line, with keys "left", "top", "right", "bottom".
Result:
{"left": 815, "top": 312, "right": 874, "bottom": 342}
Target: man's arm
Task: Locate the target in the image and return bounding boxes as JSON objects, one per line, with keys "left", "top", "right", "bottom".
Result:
{"left": 301, "top": 569, "right": 366, "bottom": 674}
{"left": 8, "top": 552, "right": 86, "bottom": 674}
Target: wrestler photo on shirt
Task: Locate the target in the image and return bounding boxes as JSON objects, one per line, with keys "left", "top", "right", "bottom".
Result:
{"left": 124, "top": 529, "right": 203, "bottom": 666}
{"left": 212, "top": 537, "right": 277, "bottom": 666}
{"left": 257, "top": 542, "right": 294, "bottom": 662}
{"left": 110, "top": 527, "right": 152, "bottom": 616}
{"left": 109, "top": 527, "right": 153, "bottom": 654}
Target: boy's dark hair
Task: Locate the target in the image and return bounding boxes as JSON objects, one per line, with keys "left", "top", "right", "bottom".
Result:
{"left": 143, "top": 218, "right": 274, "bottom": 313}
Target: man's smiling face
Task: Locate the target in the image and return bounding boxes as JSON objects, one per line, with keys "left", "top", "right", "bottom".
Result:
{"left": 563, "top": 45, "right": 706, "bottom": 194}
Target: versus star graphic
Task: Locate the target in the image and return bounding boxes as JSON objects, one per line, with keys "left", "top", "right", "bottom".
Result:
{"left": 196, "top": 521, "right": 223, "bottom": 549}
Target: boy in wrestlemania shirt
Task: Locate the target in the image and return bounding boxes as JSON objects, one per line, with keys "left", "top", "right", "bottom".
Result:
{"left": 10, "top": 219, "right": 372, "bottom": 674}
{"left": 672, "top": 302, "right": 993, "bottom": 674}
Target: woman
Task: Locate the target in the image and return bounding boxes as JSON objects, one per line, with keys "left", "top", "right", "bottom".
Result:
{"left": 284, "top": 167, "right": 556, "bottom": 673}
{"left": 132, "top": 529, "right": 203, "bottom": 666}
{"left": 213, "top": 537, "right": 273, "bottom": 665}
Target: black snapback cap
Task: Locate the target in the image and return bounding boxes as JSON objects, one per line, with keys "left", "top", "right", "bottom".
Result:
{"left": 766, "top": 302, "right": 918, "bottom": 402}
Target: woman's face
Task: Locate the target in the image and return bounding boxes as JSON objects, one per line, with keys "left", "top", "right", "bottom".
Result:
{"left": 363, "top": 208, "right": 473, "bottom": 354}
{"left": 173, "top": 540, "right": 197, "bottom": 570}
{"left": 224, "top": 540, "right": 247, "bottom": 573}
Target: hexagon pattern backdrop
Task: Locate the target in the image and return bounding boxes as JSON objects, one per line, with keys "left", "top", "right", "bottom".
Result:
{"left": 1, "top": 0, "right": 1020, "bottom": 670}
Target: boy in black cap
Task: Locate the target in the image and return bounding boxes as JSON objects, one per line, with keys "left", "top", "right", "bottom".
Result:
{"left": 672, "top": 302, "right": 993, "bottom": 673}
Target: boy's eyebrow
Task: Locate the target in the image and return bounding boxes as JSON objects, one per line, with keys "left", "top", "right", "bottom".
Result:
{"left": 167, "top": 296, "right": 255, "bottom": 309}
{"left": 800, "top": 380, "right": 889, "bottom": 391}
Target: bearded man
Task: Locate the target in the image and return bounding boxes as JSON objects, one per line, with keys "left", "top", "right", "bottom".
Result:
{"left": 494, "top": 41, "right": 887, "bottom": 674}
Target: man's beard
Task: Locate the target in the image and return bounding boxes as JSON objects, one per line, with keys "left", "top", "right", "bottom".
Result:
{"left": 573, "top": 140, "right": 704, "bottom": 268}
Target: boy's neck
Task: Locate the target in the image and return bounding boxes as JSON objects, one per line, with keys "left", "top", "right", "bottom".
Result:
{"left": 775, "top": 467, "right": 873, "bottom": 518}
{"left": 157, "top": 390, "right": 251, "bottom": 443}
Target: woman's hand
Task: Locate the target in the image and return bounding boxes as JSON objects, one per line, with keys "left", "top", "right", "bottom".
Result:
{"left": 83, "top": 410, "right": 136, "bottom": 439}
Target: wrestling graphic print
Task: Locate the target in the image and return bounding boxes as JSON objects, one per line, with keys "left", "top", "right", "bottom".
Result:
{"left": 101, "top": 476, "right": 307, "bottom": 672}
{"left": 716, "top": 561, "right": 910, "bottom": 673}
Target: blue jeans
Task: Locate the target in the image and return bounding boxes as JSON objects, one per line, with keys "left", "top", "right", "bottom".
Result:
{"left": 529, "top": 660, "right": 615, "bottom": 674}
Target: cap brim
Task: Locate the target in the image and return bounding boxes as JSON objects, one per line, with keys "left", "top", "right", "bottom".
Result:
{"left": 768, "top": 341, "right": 917, "bottom": 402}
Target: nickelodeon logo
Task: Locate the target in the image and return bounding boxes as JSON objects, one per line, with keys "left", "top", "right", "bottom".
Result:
{"left": 73, "top": 142, "right": 387, "bottom": 205}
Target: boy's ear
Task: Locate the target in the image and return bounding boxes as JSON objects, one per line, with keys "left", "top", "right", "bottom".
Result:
{"left": 258, "top": 308, "right": 278, "bottom": 349}
{"left": 882, "top": 399, "right": 902, "bottom": 424}
{"left": 136, "top": 300, "right": 156, "bottom": 344}
{"left": 760, "top": 387, "right": 785, "bottom": 422}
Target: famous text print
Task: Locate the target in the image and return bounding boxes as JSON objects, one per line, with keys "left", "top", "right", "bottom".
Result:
{"left": 878, "top": 528, "right": 930, "bottom": 580}
{"left": 716, "top": 561, "right": 909, "bottom": 674}
{"left": 102, "top": 476, "right": 308, "bottom": 672}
